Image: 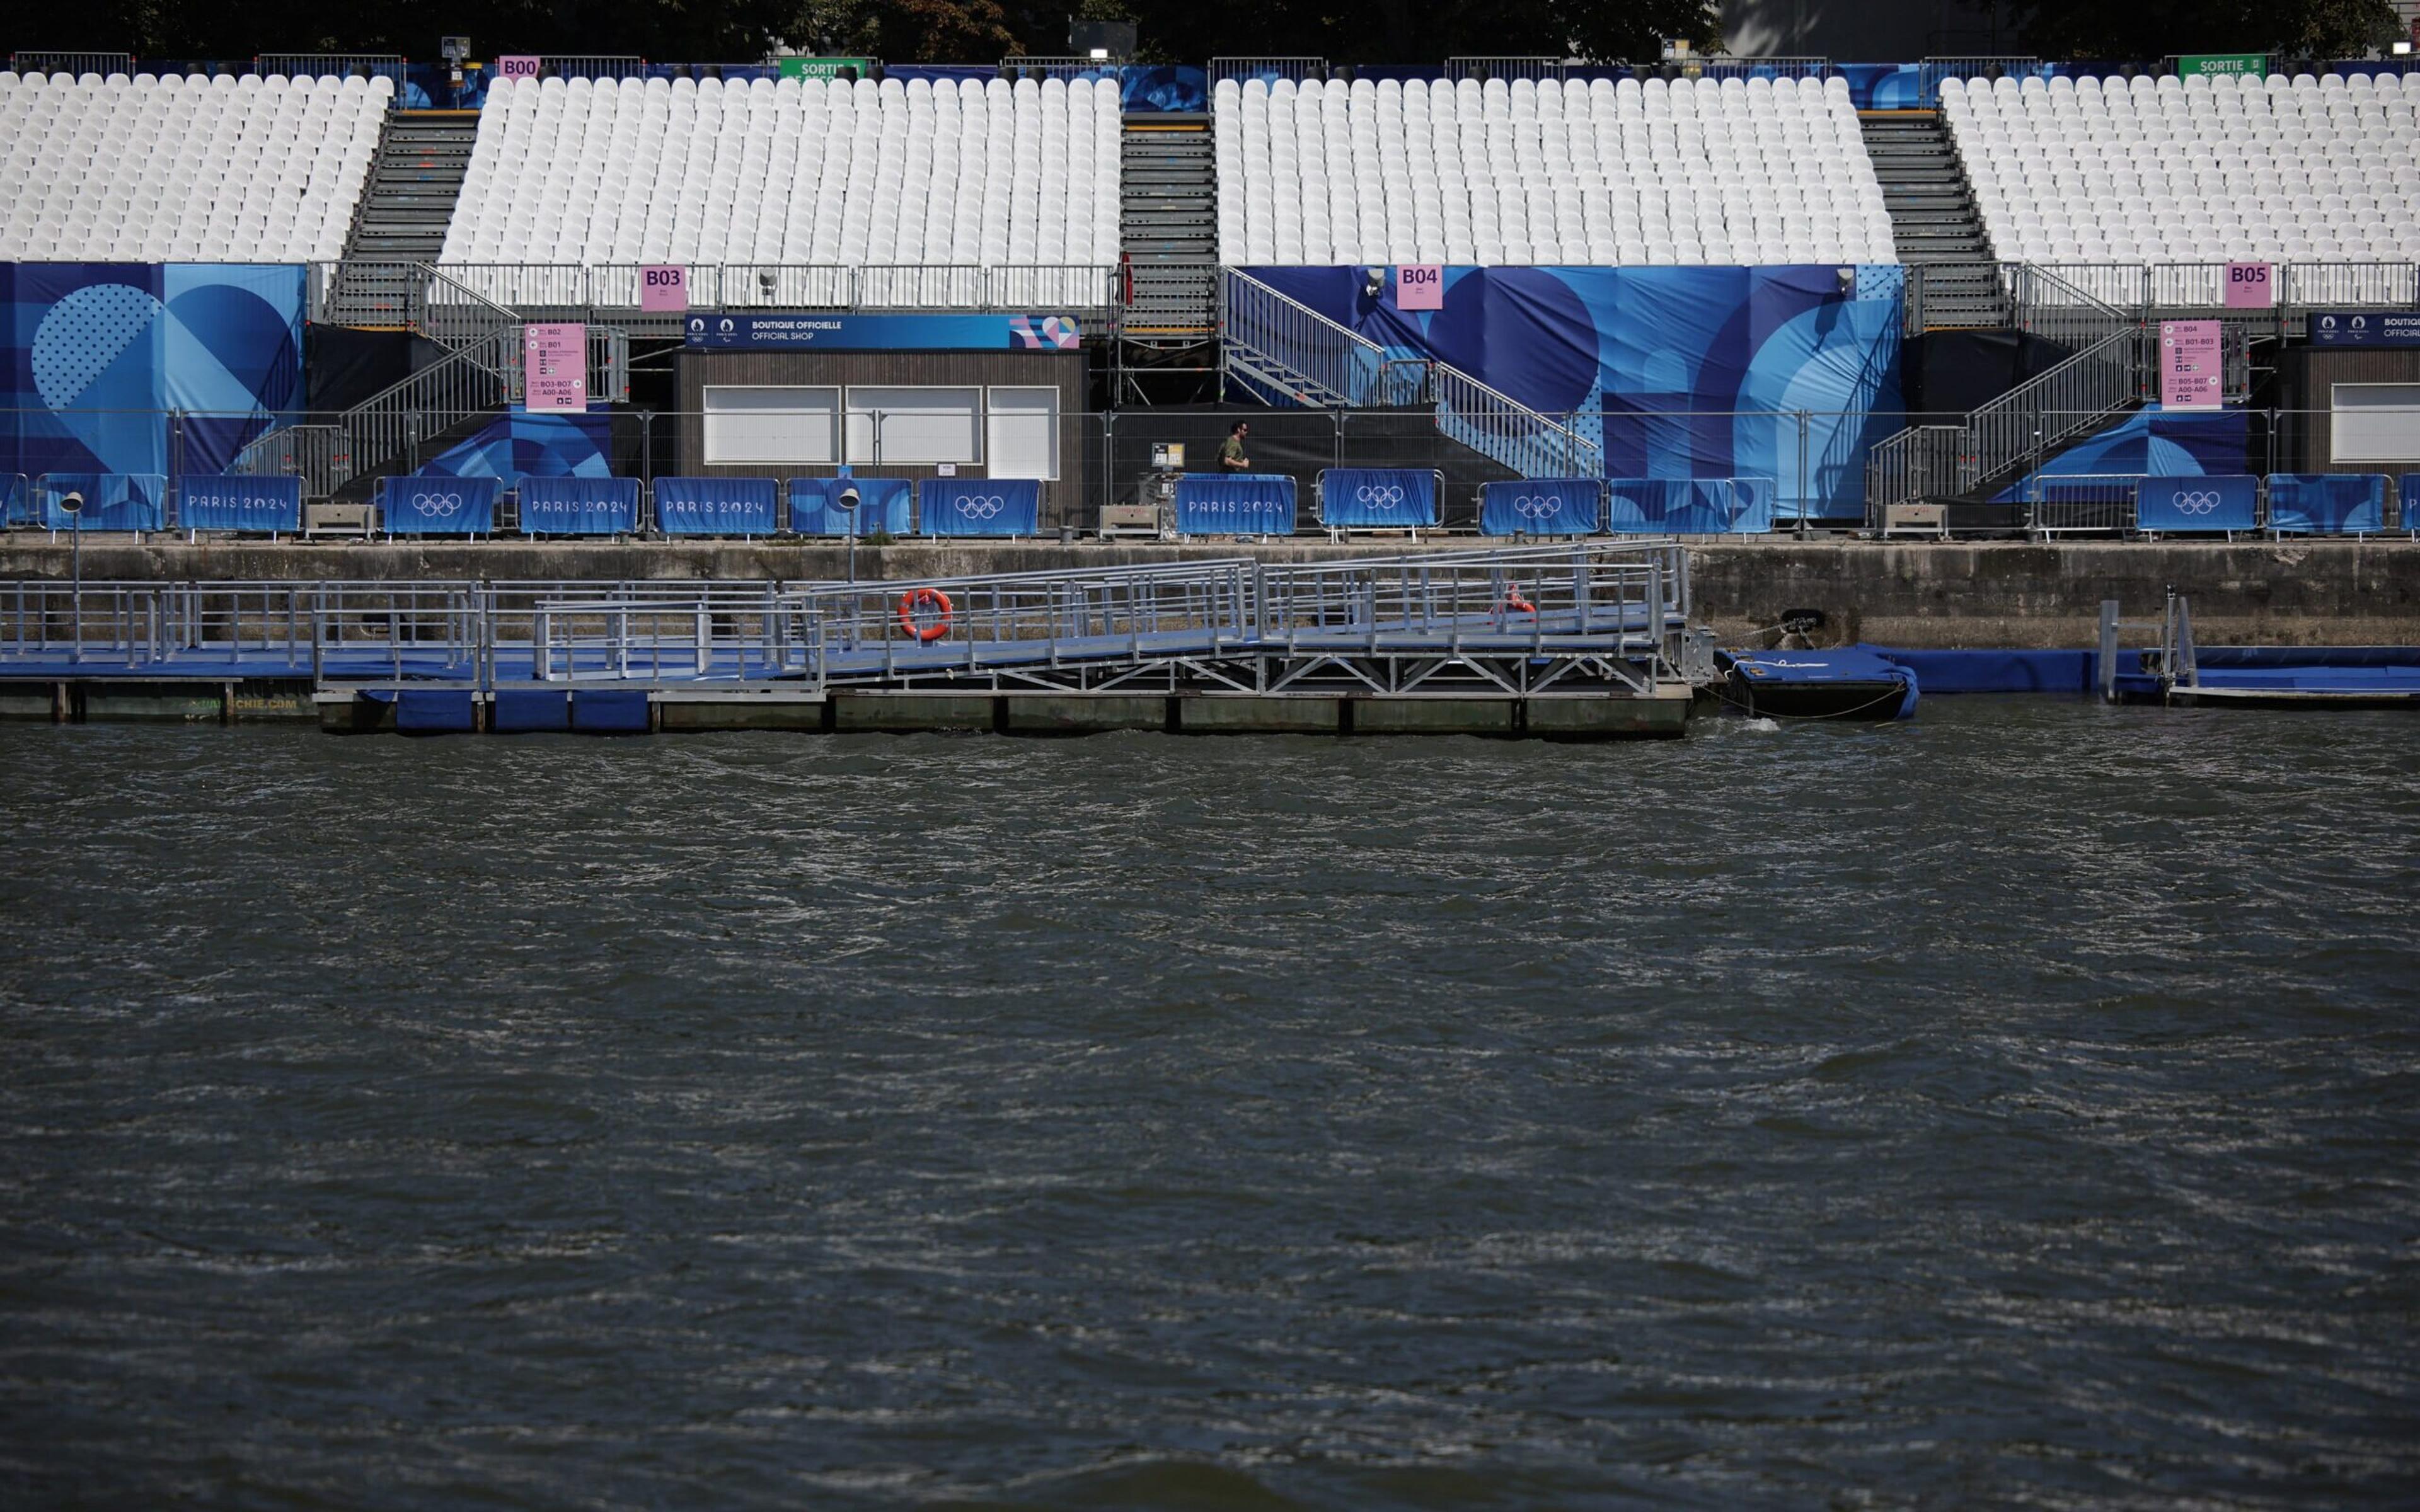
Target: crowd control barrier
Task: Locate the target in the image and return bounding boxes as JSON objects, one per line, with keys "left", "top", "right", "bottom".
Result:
{"left": 376, "top": 475, "right": 500, "bottom": 537}
{"left": 919, "top": 478, "right": 1041, "bottom": 537}
{"left": 35, "top": 473, "right": 170, "bottom": 532}
{"left": 1604, "top": 478, "right": 1774, "bottom": 534}
{"left": 517, "top": 476, "right": 641, "bottom": 537}
{"left": 1478, "top": 478, "right": 1603, "bottom": 537}
{"left": 2134, "top": 476, "right": 2258, "bottom": 536}
{"left": 176, "top": 474, "right": 302, "bottom": 534}
{"left": 1317, "top": 468, "right": 1441, "bottom": 529}
{"left": 1173, "top": 473, "right": 1298, "bottom": 536}
{"left": 654, "top": 477, "right": 778, "bottom": 537}
{"left": 790, "top": 477, "right": 913, "bottom": 537}
{"left": 2265, "top": 474, "right": 2388, "bottom": 537}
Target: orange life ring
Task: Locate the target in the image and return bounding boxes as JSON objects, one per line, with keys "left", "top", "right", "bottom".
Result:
{"left": 1499, "top": 587, "right": 1536, "bottom": 616}
{"left": 897, "top": 587, "right": 952, "bottom": 643}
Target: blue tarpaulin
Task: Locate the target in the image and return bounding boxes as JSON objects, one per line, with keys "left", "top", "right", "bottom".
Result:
{"left": 1319, "top": 468, "right": 1439, "bottom": 528}
{"left": 2406, "top": 475, "right": 2419, "bottom": 531}
{"left": 790, "top": 476, "right": 913, "bottom": 537}
{"left": 517, "top": 475, "right": 640, "bottom": 536}
{"left": 176, "top": 473, "right": 299, "bottom": 532}
{"left": 920, "top": 477, "right": 1040, "bottom": 537}
{"left": 36, "top": 472, "right": 168, "bottom": 530}
{"left": 2266, "top": 474, "right": 2388, "bottom": 535}
{"left": 2136, "top": 474, "right": 2258, "bottom": 534}
{"left": 377, "top": 474, "right": 500, "bottom": 536}
{"left": 1605, "top": 478, "right": 1761, "bottom": 534}
{"left": 1, "top": 474, "right": 26, "bottom": 525}
{"left": 655, "top": 476, "right": 777, "bottom": 536}
{"left": 1478, "top": 478, "right": 1601, "bottom": 536}
{"left": 1175, "top": 473, "right": 1298, "bottom": 536}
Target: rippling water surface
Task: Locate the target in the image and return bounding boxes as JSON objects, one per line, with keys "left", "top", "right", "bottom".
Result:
{"left": 1, "top": 702, "right": 2416, "bottom": 1508}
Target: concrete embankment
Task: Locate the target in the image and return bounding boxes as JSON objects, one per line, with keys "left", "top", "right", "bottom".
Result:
{"left": 5, "top": 537, "right": 2416, "bottom": 650}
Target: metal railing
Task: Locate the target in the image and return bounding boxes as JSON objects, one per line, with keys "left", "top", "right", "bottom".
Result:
{"left": 232, "top": 425, "right": 351, "bottom": 495}
{"left": 255, "top": 53, "right": 406, "bottom": 88}
{"left": 401, "top": 262, "right": 1124, "bottom": 317}
{"left": 8, "top": 51, "right": 135, "bottom": 76}
{"left": 1413, "top": 364, "right": 1603, "bottom": 481}
{"left": 1209, "top": 57, "right": 1327, "bottom": 87}
{"left": 1219, "top": 268, "right": 1408, "bottom": 407}
{"left": 538, "top": 55, "right": 648, "bottom": 79}
{"left": 1446, "top": 57, "right": 1565, "bottom": 81}
{"left": 2006, "top": 260, "right": 2420, "bottom": 319}
{"left": 1000, "top": 56, "right": 1126, "bottom": 78}
{"left": 1695, "top": 57, "right": 1833, "bottom": 80}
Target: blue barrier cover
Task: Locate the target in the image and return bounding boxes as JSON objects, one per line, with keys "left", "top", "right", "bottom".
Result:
{"left": 176, "top": 474, "right": 301, "bottom": 533}
{"left": 2, "top": 473, "right": 30, "bottom": 525}
{"left": 492, "top": 689, "right": 571, "bottom": 733}
{"left": 654, "top": 476, "right": 778, "bottom": 536}
{"left": 2406, "top": 474, "right": 2419, "bottom": 530}
{"left": 572, "top": 689, "right": 652, "bottom": 734}
{"left": 517, "top": 476, "right": 640, "bottom": 536}
{"left": 1729, "top": 476, "right": 1778, "bottom": 534}
{"left": 378, "top": 475, "right": 500, "bottom": 536}
{"left": 395, "top": 689, "right": 478, "bottom": 734}
{"left": 920, "top": 477, "right": 1040, "bottom": 537}
{"left": 2266, "top": 474, "right": 2388, "bottom": 535}
{"left": 1478, "top": 478, "right": 1600, "bottom": 536}
{"left": 1175, "top": 473, "right": 1298, "bottom": 536}
{"left": 1606, "top": 478, "right": 1739, "bottom": 534}
{"left": 2136, "top": 474, "right": 2258, "bottom": 533}
{"left": 36, "top": 472, "right": 169, "bottom": 531}
{"left": 789, "top": 477, "right": 913, "bottom": 537}
{"left": 1320, "top": 468, "right": 1439, "bottom": 528}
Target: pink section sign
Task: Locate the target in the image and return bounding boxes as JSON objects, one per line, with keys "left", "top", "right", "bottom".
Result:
{"left": 1395, "top": 265, "right": 1444, "bottom": 312}
{"left": 2224, "top": 262, "right": 2273, "bottom": 309}
{"left": 2160, "top": 320, "right": 2223, "bottom": 411}
{"left": 524, "top": 322, "right": 587, "bottom": 415}
{"left": 497, "top": 55, "right": 542, "bottom": 80}
{"left": 640, "top": 264, "right": 688, "bottom": 312}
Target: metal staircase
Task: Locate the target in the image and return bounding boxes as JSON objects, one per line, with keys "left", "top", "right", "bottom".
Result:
{"left": 1862, "top": 111, "right": 2005, "bottom": 329}
{"left": 1219, "top": 268, "right": 1601, "bottom": 480}
{"left": 324, "top": 113, "right": 480, "bottom": 326}
{"left": 1119, "top": 113, "right": 1218, "bottom": 346}
{"left": 1865, "top": 265, "right": 2148, "bottom": 523}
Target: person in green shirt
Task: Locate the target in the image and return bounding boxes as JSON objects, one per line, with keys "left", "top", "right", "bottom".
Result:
{"left": 1218, "top": 421, "right": 1251, "bottom": 472}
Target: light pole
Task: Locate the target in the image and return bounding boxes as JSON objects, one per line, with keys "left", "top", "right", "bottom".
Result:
{"left": 837, "top": 483, "right": 861, "bottom": 584}
{"left": 59, "top": 489, "right": 85, "bottom": 664}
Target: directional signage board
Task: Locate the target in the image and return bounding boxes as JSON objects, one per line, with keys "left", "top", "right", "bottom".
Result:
{"left": 2310, "top": 311, "right": 2420, "bottom": 348}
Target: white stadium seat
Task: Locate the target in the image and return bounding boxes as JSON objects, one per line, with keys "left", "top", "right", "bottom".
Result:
{"left": 439, "top": 73, "right": 1123, "bottom": 307}
{"left": 1216, "top": 72, "right": 1898, "bottom": 266}
{"left": 1941, "top": 69, "right": 2420, "bottom": 275}
{"left": 0, "top": 70, "right": 382, "bottom": 264}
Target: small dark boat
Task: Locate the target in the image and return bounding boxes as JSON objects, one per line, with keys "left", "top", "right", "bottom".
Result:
{"left": 1717, "top": 648, "right": 1919, "bottom": 721}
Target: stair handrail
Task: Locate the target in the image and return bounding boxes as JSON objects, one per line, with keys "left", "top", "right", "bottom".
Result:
{"left": 411, "top": 261, "right": 526, "bottom": 346}
{"left": 1218, "top": 266, "right": 1400, "bottom": 406}
{"left": 335, "top": 325, "right": 520, "bottom": 483}
{"left": 1960, "top": 323, "right": 2141, "bottom": 493}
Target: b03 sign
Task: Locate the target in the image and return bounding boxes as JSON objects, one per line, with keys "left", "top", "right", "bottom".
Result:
{"left": 1396, "top": 265, "right": 1444, "bottom": 312}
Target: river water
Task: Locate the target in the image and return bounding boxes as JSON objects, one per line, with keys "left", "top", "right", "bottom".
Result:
{"left": 1, "top": 702, "right": 2414, "bottom": 1508}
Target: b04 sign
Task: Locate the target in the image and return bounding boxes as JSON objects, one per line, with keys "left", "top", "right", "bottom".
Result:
{"left": 2225, "top": 262, "right": 2273, "bottom": 310}
{"left": 1396, "top": 264, "right": 1444, "bottom": 312}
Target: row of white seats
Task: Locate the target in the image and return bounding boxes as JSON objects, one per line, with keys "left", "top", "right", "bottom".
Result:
{"left": 0, "top": 72, "right": 387, "bottom": 265}
{"left": 441, "top": 73, "right": 1119, "bottom": 281}
{"left": 1945, "top": 71, "right": 2420, "bottom": 267}
{"left": 1216, "top": 73, "right": 1892, "bottom": 266}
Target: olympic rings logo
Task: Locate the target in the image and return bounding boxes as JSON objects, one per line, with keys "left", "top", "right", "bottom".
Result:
{"left": 1512, "top": 493, "right": 1563, "bottom": 518}
{"left": 956, "top": 494, "right": 1006, "bottom": 518}
{"left": 1355, "top": 483, "right": 1407, "bottom": 508}
{"left": 409, "top": 490, "right": 466, "bottom": 517}
{"left": 2172, "top": 490, "right": 2222, "bottom": 516}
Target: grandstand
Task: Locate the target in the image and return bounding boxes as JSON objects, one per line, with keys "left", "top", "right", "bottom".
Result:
{"left": 1214, "top": 74, "right": 1896, "bottom": 266}
{"left": 1945, "top": 71, "right": 2420, "bottom": 270}
{"left": 439, "top": 72, "right": 1123, "bottom": 307}
{"left": 0, "top": 69, "right": 388, "bottom": 264}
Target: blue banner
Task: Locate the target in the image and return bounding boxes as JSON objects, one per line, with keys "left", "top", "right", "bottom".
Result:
{"left": 1730, "top": 476, "right": 1778, "bottom": 534}
{"left": 176, "top": 473, "right": 300, "bottom": 532}
{"left": 377, "top": 474, "right": 500, "bottom": 536}
{"left": 1174, "top": 473, "right": 1298, "bottom": 536}
{"left": 654, "top": 476, "right": 778, "bottom": 536}
{"left": 2266, "top": 474, "right": 2388, "bottom": 535}
{"left": 36, "top": 472, "right": 168, "bottom": 530}
{"left": 789, "top": 476, "right": 913, "bottom": 537}
{"left": 1478, "top": 478, "right": 1601, "bottom": 536}
{"left": 684, "top": 312, "right": 1081, "bottom": 350}
{"left": 1320, "top": 468, "right": 1439, "bottom": 529}
{"left": 517, "top": 476, "right": 640, "bottom": 536}
{"left": 1606, "top": 478, "right": 1743, "bottom": 534}
{"left": 2309, "top": 312, "right": 2420, "bottom": 347}
{"left": 2136, "top": 474, "right": 2259, "bottom": 533}
{"left": 2, "top": 473, "right": 27, "bottom": 526}
{"left": 2407, "top": 476, "right": 2419, "bottom": 530}
{"left": 919, "top": 477, "right": 1042, "bottom": 537}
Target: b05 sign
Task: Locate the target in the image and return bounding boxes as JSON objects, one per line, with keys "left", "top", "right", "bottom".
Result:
{"left": 1397, "top": 264, "right": 1444, "bottom": 311}
{"left": 2225, "top": 261, "right": 2273, "bottom": 310}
